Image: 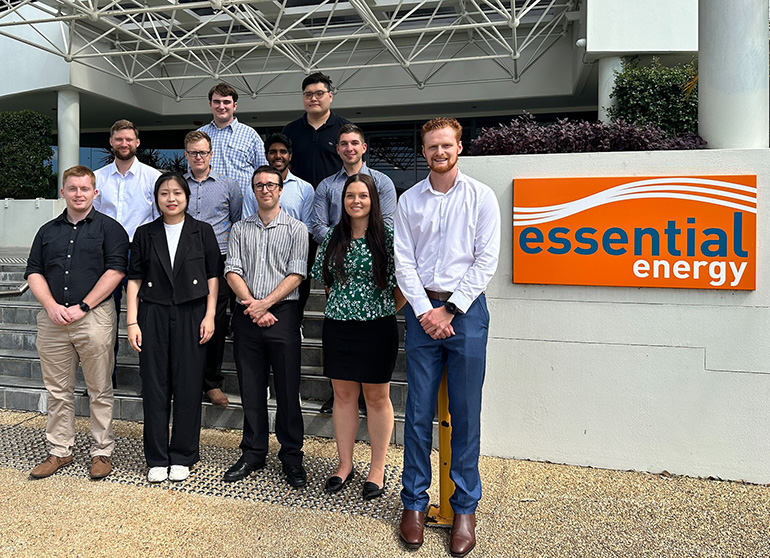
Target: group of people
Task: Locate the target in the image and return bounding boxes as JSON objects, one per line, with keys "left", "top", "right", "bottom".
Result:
{"left": 24, "top": 71, "right": 500, "bottom": 558}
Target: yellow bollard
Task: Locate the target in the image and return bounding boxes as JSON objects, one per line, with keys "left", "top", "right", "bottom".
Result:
{"left": 426, "top": 368, "right": 455, "bottom": 527}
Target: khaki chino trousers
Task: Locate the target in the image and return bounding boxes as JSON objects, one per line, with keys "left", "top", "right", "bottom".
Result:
{"left": 36, "top": 301, "right": 117, "bottom": 457}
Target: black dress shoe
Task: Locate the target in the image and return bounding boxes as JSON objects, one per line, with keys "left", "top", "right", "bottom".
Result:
{"left": 223, "top": 458, "right": 264, "bottom": 482}
{"left": 284, "top": 464, "right": 307, "bottom": 488}
{"left": 362, "top": 479, "right": 384, "bottom": 500}
{"left": 320, "top": 396, "right": 334, "bottom": 414}
{"left": 324, "top": 470, "right": 354, "bottom": 494}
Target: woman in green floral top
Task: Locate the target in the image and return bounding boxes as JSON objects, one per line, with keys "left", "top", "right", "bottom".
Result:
{"left": 312, "top": 173, "right": 404, "bottom": 501}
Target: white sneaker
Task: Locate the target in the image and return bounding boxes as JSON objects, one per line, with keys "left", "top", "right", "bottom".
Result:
{"left": 147, "top": 466, "right": 168, "bottom": 483}
{"left": 169, "top": 465, "right": 190, "bottom": 482}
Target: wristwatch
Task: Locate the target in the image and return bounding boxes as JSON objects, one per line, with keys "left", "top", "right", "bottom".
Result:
{"left": 444, "top": 302, "right": 461, "bottom": 315}
{"left": 79, "top": 301, "right": 91, "bottom": 313}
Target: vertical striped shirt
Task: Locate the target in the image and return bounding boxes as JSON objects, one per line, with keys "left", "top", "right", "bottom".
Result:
{"left": 225, "top": 209, "right": 308, "bottom": 302}
{"left": 198, "top": 118, "right": 267, "bottom": 219}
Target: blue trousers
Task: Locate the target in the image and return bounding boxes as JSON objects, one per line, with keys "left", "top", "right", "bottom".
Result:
{"left": 401, "top": 294, "right": 489, "bottom": 515}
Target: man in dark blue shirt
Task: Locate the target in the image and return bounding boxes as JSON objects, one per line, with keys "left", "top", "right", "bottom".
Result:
{"left": 25, "top": 165, "right": 129, "bottom": 480}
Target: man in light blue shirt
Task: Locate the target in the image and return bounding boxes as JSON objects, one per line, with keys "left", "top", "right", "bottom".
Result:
{"left": 198, "top": 83, "right": 266, "bottom": 218}
{"left": 311, "top": 124, "right": 397, "bottom": 244}
{"left": 265, "top": 133, "right": 313, "bottom": 229}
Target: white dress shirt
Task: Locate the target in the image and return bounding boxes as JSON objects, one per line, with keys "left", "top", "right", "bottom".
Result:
{"left": 94, "top": 158, "right": 160, "bottom": 241}
{"left": 394, "top": 169, "right": 501, "bottom": 316}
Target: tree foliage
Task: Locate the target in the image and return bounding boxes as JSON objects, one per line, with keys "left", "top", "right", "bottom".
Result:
{"left": 0, "top": 110, "right": 56, "bottom": 198}
{"left": 607, "top": 57, "right": 698, "bottom": 136}
{"left": 468, "top": 113, "right": 705, "bottom": 156}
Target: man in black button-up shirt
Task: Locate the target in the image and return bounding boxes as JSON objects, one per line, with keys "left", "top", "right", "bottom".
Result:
{"left": 24, "top": 165, "right": 129, "bottom": 480}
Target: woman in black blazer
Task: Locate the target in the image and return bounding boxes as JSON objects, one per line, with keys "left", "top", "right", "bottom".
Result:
{"left": 126, "top": 172, "right": 222, "bottom": 483}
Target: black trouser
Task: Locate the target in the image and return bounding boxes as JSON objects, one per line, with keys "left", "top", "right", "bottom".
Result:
{"left": 232, "top": 301, "right": 304, "bottom": 467}
{"left": 203, "top": 261, "right": 231, "bottom": 392}
{"left": 139, "top": 299, "right": 206, "bottom": 467}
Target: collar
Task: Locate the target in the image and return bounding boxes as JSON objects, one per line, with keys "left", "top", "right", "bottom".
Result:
{"left": 108, "top": 157, "right": 141, "bottom": 177}
{"left": 302, "top": 111, "right": 338, "bottom": 130}
{"left": 185, "top": 167, "right": 221, "bottom": 183}
{"left": 56, "top": 207, "right": 97, "bottom": 225}
{"left": 245, "top": 208, "right": 291, "bottom": 228}
{"left": 332, "top": 162, "right": 370, "bottom": 181}
{"left": 208, "top": 117, "right": 238, "bottom": 131}
{"left": 421, "top": 168, "right": 465, "bottom": 195}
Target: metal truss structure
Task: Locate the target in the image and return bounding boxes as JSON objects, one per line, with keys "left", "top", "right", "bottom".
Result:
{"left": 0, "top": 0, "right": 579, "bottom": 100}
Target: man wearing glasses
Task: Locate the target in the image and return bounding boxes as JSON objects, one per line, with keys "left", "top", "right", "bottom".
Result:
{"left": 199, "top": 82, "right": 266, "bottom": 218}
{"left": 281, "top": 72, "right": 350, "bottom": 189}
{"left": 222, "top": 166, "right": 309, "bottom": 488}
{"left": 183, "top": 130, "right": 243, "bottom": 408}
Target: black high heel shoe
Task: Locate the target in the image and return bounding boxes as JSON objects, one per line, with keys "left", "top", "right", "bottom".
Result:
{"left": 362, "top": 477, "right": 385, "bottom": 500}
{"left": 324, "top": 469, "right": 355, "bottom": 493}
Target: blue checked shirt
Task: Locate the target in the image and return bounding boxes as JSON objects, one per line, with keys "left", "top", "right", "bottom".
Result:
{"left": 280, "top": 170, "right": 314, "bottom": 230}
{"left": 311, "top": 163, "right": 397, "bottom": 244}
{"left": 184, "top": 169, "right": 243, "bottom": 255}
{"left": 199, "top": 118, "right": 266, "bottom": 219}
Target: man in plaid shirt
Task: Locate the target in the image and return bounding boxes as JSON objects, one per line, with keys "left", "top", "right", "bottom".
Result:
{"left": 199, "top": 83, "right": 267, "bottom": 219}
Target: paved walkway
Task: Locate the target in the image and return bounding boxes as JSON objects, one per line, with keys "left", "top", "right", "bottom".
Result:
{"left": 1, "top": 409, "right": 769, "bottom": 558}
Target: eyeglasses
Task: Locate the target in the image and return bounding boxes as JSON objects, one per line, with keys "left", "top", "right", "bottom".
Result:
{"left": 186, "top": 150, "right": 211, "bottom": 158}
{"left": 302, "top": 90, "right": 329, "bottom": 100}
{"left": 253, "top": 182, "right": 280, "bottom": 191}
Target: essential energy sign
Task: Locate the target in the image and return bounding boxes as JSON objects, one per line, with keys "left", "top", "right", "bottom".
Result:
{"left": 513, "top": 176, "right": 756, "bottom": 290}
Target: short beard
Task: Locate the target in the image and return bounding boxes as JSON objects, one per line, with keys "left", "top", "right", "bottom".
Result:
{"left": 428, "top": 158, "right": 457, "bottom": 174}
{"left": 113, "top": 148, "right": 136, "bottom": 161}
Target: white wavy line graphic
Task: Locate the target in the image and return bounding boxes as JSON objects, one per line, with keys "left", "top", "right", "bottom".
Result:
{"left": 513, "top": 178, "right": 756, "bottom": 226}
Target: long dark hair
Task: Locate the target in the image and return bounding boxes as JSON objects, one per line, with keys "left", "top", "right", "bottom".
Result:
{"left": 322, "top": 174, "right": 389, "bottom": 289}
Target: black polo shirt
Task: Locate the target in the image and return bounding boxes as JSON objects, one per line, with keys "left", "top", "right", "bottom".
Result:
{"left": 25, "top": 208, "right": 129, "bottom": 308}
{"left": 282, "top": 111, "right": 351, "bottom": 188}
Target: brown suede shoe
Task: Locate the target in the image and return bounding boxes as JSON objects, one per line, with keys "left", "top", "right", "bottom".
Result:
{"left": 90, "top": 456, "right": 112, "bottom": 479}
{"left": 30, "top": 454, "right": 73, "bottom": 479}
{"left": 450, "top": 513, "right": 476, "bottom": 557}
{"left": 206, "top": 388, "right": 229, "bottom": 407}
{"left": 399, "top": 509, "right": 425, "bottom": 550}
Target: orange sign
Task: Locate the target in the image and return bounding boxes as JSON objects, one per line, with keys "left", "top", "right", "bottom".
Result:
{"left": 513, "top": 176, "right": 756, "bottom": 290}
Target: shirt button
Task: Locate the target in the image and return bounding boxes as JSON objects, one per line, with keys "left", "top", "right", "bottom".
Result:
{"left": 148, "top": 282, "right": 153, "bottom": 287}
{"left": 193, "top": 279, "right": 198, "bottom": 285}
{"left": 70, "top": 240, "right": 74, "bottom": 243}
{"left": 64, "top": 287, "right": 68, "bottom": 290}
{"left": 67, "top": 255, "right": 71, "bottom": 258}
{"left": 65, "top": 271, "right": 69, "bottom": 275}
{"left": 73, "top": 227, "right": 77, "bottom": 230}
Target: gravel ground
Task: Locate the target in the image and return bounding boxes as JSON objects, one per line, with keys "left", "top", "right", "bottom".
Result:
{"left": 1, "top": 410, "right": 769, "bottom": 558}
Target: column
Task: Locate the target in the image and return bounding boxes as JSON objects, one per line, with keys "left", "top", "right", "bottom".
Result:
{"left": 597, "top": 56, "right": 623, "bottom": 124}
{"left": 698, "top": 0, "right": 769, "bottom": 148}
{"left": 57, "top": 89, "right": 80, "bottom": 189}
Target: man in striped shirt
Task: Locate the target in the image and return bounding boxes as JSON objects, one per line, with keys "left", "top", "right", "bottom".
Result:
{"left": 198, "top": 83, "right": 267, "bottom": 218}
{"left": 223, "top": 165, "right": 309, "bottom": 488}
{"left": 183, "top": 130, "right": 243, "bottom": 408}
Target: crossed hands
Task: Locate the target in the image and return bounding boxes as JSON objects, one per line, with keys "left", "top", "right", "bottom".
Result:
{"left": 419, "top": 306, "right": 455, "bottom": 340}
{"left": 242, "top": 298, "right": 278, "bottom": 328}
{"left": 45, "top": 303, "right": 86, "bottom": 326}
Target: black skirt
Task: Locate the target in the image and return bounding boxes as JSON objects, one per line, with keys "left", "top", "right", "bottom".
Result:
{"left": 322, "top": 315, "right": 398, "bottom": 384}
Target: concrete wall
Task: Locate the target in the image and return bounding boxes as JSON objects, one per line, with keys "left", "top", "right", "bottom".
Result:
{"left": 586, "top": 0, "right": 697, "bottom": 56}
{"left": 0, "top": 199, "right": 65, "bottom": 248}
{"left": 463, "top": 149, "right": 770, "bottom": 484}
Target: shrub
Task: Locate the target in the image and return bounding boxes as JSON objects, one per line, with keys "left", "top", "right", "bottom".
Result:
{"left": 0, "top": 110, "right": 56, "bottom": 198}
{"left": 607, "top": 57, "right": 698, "bottom": 136}
{"left": 468, "top": 114, "right": 706, "bottom": 156}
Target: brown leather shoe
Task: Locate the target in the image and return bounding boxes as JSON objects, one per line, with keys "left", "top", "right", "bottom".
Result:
{"left": 206, "top": 388, "right": 229, "bottom": 407}
{"left": 450, "top": 513, "right": 476, "bottom": 557}
{"left": 90, "top": 455, "right": 112, "bottom": 479}
{"left": 399, "top": 509, "right": 425, "bottom": 550}
{"left": 30, "top": 454, "right": 73, "bottom": 479}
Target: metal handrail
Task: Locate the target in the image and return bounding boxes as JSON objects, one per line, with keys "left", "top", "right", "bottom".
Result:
{"left": 0, "top": 281, "right": 28, "bottom": 298}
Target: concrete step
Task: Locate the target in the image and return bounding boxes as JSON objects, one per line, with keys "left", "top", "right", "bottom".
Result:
{"left": 0, "top": 345, "right": 409, "bottom": 414}
{"left": 0, "top": 374, "right": 416, "bottom": 445}
{"left": 0, "top": 301, "right": 407, "bottom": 341}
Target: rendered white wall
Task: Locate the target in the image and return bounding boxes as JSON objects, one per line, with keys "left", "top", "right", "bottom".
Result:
{"left": 0, "top": 199, "right": 65, "bottom": 248}
{"left": 586, "top": 0, "right": 697, "bottom": 56}
{"left": 462, "top": 149, "right": 770, "bottom": 484}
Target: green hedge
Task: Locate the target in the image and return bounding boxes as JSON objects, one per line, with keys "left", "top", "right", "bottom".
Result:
{"left": 607, "top": 57, "right": 698, "bottom": 136}
{"left": 0, "top": 110, "right": 56, "bottom": 198}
